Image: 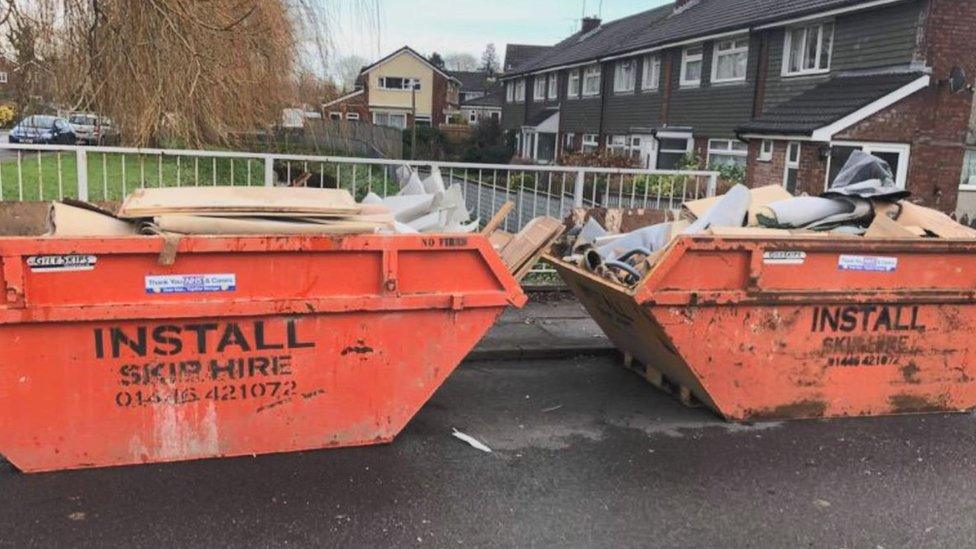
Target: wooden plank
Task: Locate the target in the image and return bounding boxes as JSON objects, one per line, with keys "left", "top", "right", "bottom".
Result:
{"left": 481, "top": 201, "right": 515, "bottom": 236}
{"left": 884, "top": 201, "right": 976, "bottom": 239}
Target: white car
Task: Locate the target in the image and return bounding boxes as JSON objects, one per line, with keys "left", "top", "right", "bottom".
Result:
{"left": 68, "top": 113, "right": 120, "bottom": 145}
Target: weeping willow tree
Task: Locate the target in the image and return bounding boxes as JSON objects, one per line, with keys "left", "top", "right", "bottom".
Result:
{"left": 3, "top": 0, "right": 377, "bottom": 147}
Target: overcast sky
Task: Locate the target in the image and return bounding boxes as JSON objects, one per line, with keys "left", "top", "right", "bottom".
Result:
{"left": 327, "top": 0, "right": 671, "bottom": 66}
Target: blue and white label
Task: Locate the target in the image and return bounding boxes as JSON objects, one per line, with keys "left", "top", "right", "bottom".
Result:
{"left": 146, "top": 273, "right": 237, "bottom": 294}
{"left": 838, "top": 255, "right": 898, "bottom": 273}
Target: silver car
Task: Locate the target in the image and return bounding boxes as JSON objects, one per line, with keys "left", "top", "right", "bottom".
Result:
{"left": 68, "top": 113, "right": 120, "bottom": 145}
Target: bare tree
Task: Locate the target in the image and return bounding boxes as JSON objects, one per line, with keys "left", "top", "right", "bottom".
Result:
{"left": 480, "top": 44, "right": 499, "bottom": 76}
{"left": 332, "top": 54, "right": 368, "bottom": 92}
{"left": 443, "top": 52, "right": 478, "bottom": 72}
{"left": 3, "top": 0, "right": 380, "bottom": 147}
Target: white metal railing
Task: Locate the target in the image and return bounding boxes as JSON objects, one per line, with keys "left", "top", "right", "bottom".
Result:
{"left": 0, "top": 143, "right": 720, "bottom": 232}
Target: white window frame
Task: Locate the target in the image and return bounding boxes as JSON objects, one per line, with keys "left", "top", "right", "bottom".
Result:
{"left": 534, "top": 77, "right": 547, "bottom": 101}
{"left": 567, "top": 70, "right": 581, "bottom": 99}
{"left": 564, "top": 133, "right": 575, "bottom": 147}
{"left": 680, "top": 45, "right": 704, "bottom": 88}
{"left": 656, "top": 131, "right": 694, "bottom": 169}
{"left": 961, "top": 149, "right": 976, "bottom": 190}
{"left": 328, "top": 111, "right": 342, "bottom": 120}
{"left": 707, "top": 138, "right": 749, "bottom": 168}
{"left": 506, "top": 82, "right": 514, "bottom": 103}
{"left": 373, "top": 112, "right": 408, "bottom": 129}
{"left": 710, "top": 36, "right": 749, "bottom": 84}
{"left": 582, "top": 65, "right": 601, "bottom": 97}
{"left": 0, "top": 72, "right": 7, "bottom": 84}
{"left": 641, "top": 55, "right": 660, "bottom": 91}
{"left": 548, "top": 74, "right": 558, "bottom": 99}
{"left": 782, "top": 22, "right": 834, "bottom": 77}
{"left": 783, "top": 141, "right": 802, "bottom": 189}
{"left": 377, "top": 76, "right": 421, "bottom": 91}
{"left": 514, "top": 79, "right": 526, "bottom": 103}
{"left": 468, "top": 111, "right": 478, "bottom": 124}
{"left": 613, "top": 59, "right": 636, "bottom": 94}
{"left": 346, "top": 112, "right": 360, "bottom": 121}
{"left": 828, "top": 141, "right": 911, "bottom": 190}
{"left": 606, "top": 135, "right": 628, "bottom": 154}
{"left": 581, "top": 133, "right": 599, "bottom": 152}
{"left": 758, "top": 139, "right": 773, "bottom": 162}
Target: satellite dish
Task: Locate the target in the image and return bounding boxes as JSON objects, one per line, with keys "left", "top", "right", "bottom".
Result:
{"left": 948, "top": 66, "right": 968, "bottom": 94}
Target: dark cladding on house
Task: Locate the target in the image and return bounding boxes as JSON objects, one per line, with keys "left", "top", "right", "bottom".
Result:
{"left": 500, "top": 0, "right": 976, "bottom": 217}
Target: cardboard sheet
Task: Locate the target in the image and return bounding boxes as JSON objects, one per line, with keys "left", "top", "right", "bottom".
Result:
{"left": 48, "top": 202, "right": 139, "bottom": 237}
{"left": 118, "top": 186, "right": 359, "bottom": 218}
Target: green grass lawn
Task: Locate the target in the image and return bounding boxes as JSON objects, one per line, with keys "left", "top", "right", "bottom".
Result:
{"left": 0, "top": 151, "right": 397, "bottom": 202}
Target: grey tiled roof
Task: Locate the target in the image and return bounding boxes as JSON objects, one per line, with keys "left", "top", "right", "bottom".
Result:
{"left": 462, "top": 87, "right": 504, "bottom": 108}
{"left": 509, "top": 0, "right": 888, "bottom": 76}
{"left": 525, "top": 108, "right": 559, "bottom": 127}
{"left": 451, "top": 71, "right": 491, "bottom": 91}
{"left": 738, "top": 71, "right": 926, "bottom": 135}
{"left": 504, "top": 44, "right": 553, "bottom": 72}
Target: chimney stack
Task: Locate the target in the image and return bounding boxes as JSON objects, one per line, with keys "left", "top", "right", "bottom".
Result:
{"left": 581, "top": 17, "right": 601, "bottom": 33}
{"left": 674, "top": 0, "right": 700, "bottom": 12}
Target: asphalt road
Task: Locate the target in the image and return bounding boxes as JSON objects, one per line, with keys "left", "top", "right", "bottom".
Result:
{"left": 2, "top": 355, "right": 976, "bottom": 548}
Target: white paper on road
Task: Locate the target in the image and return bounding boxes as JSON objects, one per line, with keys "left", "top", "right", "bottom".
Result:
{"left": 452, "top": 429, "right": 492, "bottom": 453}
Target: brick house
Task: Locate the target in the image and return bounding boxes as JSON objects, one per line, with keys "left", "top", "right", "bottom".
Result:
{"left": 500, "top": 0, "right": 976, "bottom": 215}
{"left": 324, "top": 46, "right": 461, "bottom": 129}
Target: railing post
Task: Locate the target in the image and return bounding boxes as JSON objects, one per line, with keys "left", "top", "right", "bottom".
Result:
{"left": 76, "top": 148, "right": 89, "bottom": 201}
{"left": 572, "top": 170, "right": 585, "bottom": 207}
{"left": 264, "top": 156, "right": 275, "bottom": 187}
{"left": 707, "top": 172, "right": 718, "bottom": 197}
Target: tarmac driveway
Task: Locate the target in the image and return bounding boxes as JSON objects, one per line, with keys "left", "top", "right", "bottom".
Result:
{"left": 1, "top": 356, "right": 974, "bottom": 548}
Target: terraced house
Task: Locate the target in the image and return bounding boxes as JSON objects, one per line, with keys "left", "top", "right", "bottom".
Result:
{"left": 501, "top": 0, "right": 976, "bottom": 216}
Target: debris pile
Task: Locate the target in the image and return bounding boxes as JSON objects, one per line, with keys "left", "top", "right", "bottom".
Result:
{"left": 556, "top": 151, "right": 976, "bottom": 286}
{"left": 360, "top": 166, "right": 479, "bottom": 234}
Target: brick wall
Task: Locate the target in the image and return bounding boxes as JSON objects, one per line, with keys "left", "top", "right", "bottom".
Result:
{"left": 747, "top": 140, "right": 785, "bottom": 188}
{"left": 432, "top": 74, "right": 448, "bottom": 128}
{"left": 836, "top": 0, "right": 976, "bottom": 211}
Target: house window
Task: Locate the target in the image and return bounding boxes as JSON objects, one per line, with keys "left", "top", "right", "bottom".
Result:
{"left": 680, "top": 45, "right": 704, "bottom": 87}
{"left": 582, "top": 134, "right": 599, "bottom": 152}
{"left": 468, "top": 111, "right": 478, "bottom": 124}
{"left": 548, "top": 74, "right": 558, "bottom": 99}
{"left": 534, "top": 77, "right": 546, "bottom": 101}
{"left": 582, "top": 65, "right": 601, "bottom": 97}
{"left": 346, "top": 112, "right": 360, "bottom": 121}
{"left": 828, "top": 141, "right": 910, "bottom": 190}
{"left": 514, "top": 79, "right": 525, "bottom": 102}
{"left": 657, "top": 134, "right": 693, "bottom": 170}
{"left": 373, "top": 112, "right": 408, "bottom": 129}
{"left": 641, "top": 55, "right": 660, "bottom": 91}
{"left": 783, "top": 22, "right": 834, "bottom": 76}
{"left": 0, "top": 72, "right": 7, "bottom": 84}
{"left": 506, "top": 82, "right": 514, "bottom": 103}
{"left": 784, "top": 142, "right": 801, "bottom": 193}
{"left": 606, "top": 135, "right": 628, "bottom": 154}
{"left": 711, "top": 37, "right": 749, "bottom": 83}
{"left": 613, "top": 60, "right": 636, "bottom": 94}
{"left": 415, "top": 115, "right": 432, "bottom": 127}
{"left": 564, "top": 133, "right": 575, "bottom": 148}
{"left": 329, "top": 112, "right": 342, "bottom": 121}
{"left": 961, "top": 150, "right": 976, "bottom": 189}
{"left": 377, "top": 76, "right": 421, "bottom": 91}
{"left": 759, "top": 139, "right": 773, "bottom": 161}
{"left": 707, "top": 138, "right": 748, "bottom": 168}
{"left": 490, "top": 111, "right": 500, "bottom": 121}
{"left": 567, "top": 69, "right": 581, "bottom": 98}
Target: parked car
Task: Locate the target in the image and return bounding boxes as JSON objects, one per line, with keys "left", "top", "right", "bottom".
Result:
{"left": 8, "top": 115, "right": 76, "bottom": 145}
{"left": 68, "top": 113, "right": 120, "bottom": 145}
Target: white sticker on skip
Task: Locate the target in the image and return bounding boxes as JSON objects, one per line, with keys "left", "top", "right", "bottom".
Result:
{"left": 763, "top": 251, "right": 806, "bottom": 265}
{"left": 145, "top": 274, "right": 237, "bottom": 294}
{"left": 838, "top": 255, "right": 898, "bottom": 272}
{"left": 27, "top": 255, "right": 97, "bottom": 273}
